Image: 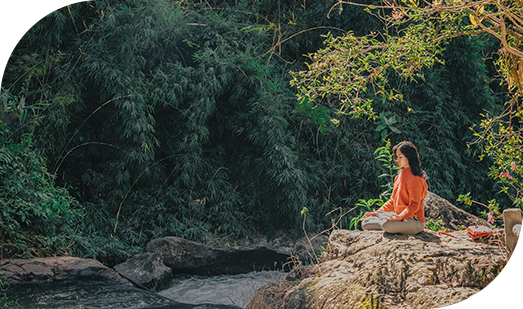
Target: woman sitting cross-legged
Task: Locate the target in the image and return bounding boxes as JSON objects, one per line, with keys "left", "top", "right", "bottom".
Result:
{"left": 361, "top": 141, "right": 428, "bottom": 235}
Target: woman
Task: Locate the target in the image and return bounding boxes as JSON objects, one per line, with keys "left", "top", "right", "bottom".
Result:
{"left": 361, "top": 141, "right": 428, "bottom": 234}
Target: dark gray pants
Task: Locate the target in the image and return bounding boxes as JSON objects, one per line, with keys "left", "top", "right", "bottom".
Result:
{"left": 361, "top": 211, "right": 425, "bottom": 234}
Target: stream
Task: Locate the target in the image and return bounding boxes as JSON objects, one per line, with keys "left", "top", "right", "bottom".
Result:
{"left": 7, "top": 270, "right": 284, "bottom": 309}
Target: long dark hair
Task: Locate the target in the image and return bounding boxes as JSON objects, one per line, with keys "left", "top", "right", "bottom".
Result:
{"left": 392, "top": 141, "right": 428, "bottom": 180}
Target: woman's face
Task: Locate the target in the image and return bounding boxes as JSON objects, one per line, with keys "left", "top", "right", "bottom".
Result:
{"left": 396, "top": 148, "right": 410, "bottom": 169}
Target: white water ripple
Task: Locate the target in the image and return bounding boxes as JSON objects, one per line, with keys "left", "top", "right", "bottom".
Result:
{"left": 158, "top": 271, "right": 285, "bottom": 308}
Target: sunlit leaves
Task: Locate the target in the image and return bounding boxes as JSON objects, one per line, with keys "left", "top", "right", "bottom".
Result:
{"left": 290, "top": 24, "right": 445, "bottom": 120}
{"left": 474, "top": 112, "right": 523, "bottom": 207}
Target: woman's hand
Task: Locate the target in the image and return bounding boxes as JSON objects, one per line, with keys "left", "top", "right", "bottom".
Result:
{"left": 386, "top": 213, "right": 403, "bottom": 221}
{"left": 360, "top": 212, "right": 377, "bottom": 221}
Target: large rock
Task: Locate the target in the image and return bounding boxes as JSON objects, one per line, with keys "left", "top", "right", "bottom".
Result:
{"left": 248, "top": 228, "right": 507, "bottom": 309}
{"left": 288, "top": 234, "right": 329, "bottom": 265}
{"left": 424, "top": 191, "right": 490, "bottom": 230}
{"left": 0, "top": 256, "right": 132, "bottom": 286}
{"left": 145, "top": 236, "right": 291, "bottom": 275}
{"left": 221, "top": 231, "right": 329, "bottom": 266}
{"left": 1, "top": 257, "right": 183, "bottom": 308}
{"left": 145, "top": 190, "right": 492, "bottom": 279}
{"left": 113, "top": 252, "right": 172, "bottom": 291}
{"left": 144, "top": 231, "right": 329, "bottom": 276}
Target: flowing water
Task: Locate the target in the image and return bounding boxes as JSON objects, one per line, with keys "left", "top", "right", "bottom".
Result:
{"left": 7, "top": 271, "right": 284, "bottom": 309}
{"left": 158, "top": 271, "right": 284, "bottom": 308}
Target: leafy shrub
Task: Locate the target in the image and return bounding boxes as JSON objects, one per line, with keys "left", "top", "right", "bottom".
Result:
{"left": 0, "top": 0, "right": 509, "bottom": 262}
{"left": 0, "top": 279, "right": 20, "bottom": 308}
{"left": 426, "top": 219, "right": 444, "bottom": 232}
{"left": 0, "top": 128, "right": 83, "bottom": 258}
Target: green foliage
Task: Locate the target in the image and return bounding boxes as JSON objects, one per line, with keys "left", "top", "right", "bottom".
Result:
{"left": 290, "top": 25, "right": 445, "bottom": 119}
{"left": 296, "top": 95, "right": 332, "bottom": 133}
{"left": 349, "top": 141, "right": 396, "bottom": 230}
{"left": 349, "top": 215, "right": 363, "bottom": 230}
{"left": 474, "top": 118, "right": 523, "bottom": 211}
{"left": 0, "top": 0, "right": 510, "bottom": 262}
{"left": 457, "top": 192, "right": 502, "bottom": 226}
{"left": 0, "top": 279, "right": 20, "bottom": 308}
{"left": 293, "top": 0, "right": 521, "bottom": 220}
{"left": 374, "top": 140, "right": 400, "bottom": 189}
{"left": 476, "top": 271, "right": 487, "bottom": 282}
{"left": 376, "top": 112, "right": 401, "bottom": 142}
{"left": 426, "top": 219, "right": 444, "bottom": 232}
{"left": 0, "top": 124, "right": 82, "bottom": 258}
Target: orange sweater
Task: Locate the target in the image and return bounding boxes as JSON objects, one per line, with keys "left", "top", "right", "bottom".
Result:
{"left": 378, "top": 168, "right": 427, "bottom": 223}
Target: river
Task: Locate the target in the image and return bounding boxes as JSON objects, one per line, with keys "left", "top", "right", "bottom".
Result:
{"left": 7, "top": 270, "right": 284, "bottom": 308}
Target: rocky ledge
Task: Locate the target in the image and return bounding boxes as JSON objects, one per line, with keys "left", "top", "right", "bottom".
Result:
{"left": 113, "top": 231, "right": 329, "bottom": 291}
{"left": 0, "top": 256, "right": 132, "bottom": 286}
{"left": 0, "top": 233, "right": 329, "bottom": 293}
{"left": 248, "top": 227, "right": 507, "bottom": 309}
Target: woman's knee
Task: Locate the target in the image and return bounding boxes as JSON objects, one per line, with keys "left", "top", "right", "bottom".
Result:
{"left": 381, "top": 219, "right": 423, "bottom": 234}
{"left": 361, "top": 217, "right": 383, "bottom": 230}
{"left": 380, "top": 219, "right": 401, "bottom": 233}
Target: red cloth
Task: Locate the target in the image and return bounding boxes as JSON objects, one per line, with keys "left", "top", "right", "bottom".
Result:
{"left": 378, "top": 168, "right": 428, "bottom": 223}
{"left": 466, "top": 225, "right": 493, "bottom": 240}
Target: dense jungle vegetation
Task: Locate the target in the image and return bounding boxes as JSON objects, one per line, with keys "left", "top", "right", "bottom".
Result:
{"left": 0, "top": 0, "right": 509, "bottom": 264}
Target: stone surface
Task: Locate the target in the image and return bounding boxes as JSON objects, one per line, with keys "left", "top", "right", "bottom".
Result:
{"left": 145, "top": 231, "right": 329, "bottom": 275}
{"left": 7, "top": 276, "right": 180, "bottom": 308}
{"left": 145, "top": 236, "right": 291, "bottom": 275}
{"left": 0, "top": 256, "right": 132, "bottom": 286}
{"left": 113, "top": 252, "right": 172, "bottom": 291}
{"left": 424, "top": 191, "right": 490, "bottom": 231}
{"left": 290, "top": 234, "right": 329, "bottom": 265}
{"left": 142, "top": 192, "right": 487, "bottom": 280}
{"left": 249, "top": 228, "right": 507, "bottom": 309}
{"left": 210, "top": 230, "right": 329, "bottom": 264}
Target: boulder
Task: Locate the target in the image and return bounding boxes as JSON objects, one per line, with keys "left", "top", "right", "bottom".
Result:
{"left": 1, "top": 257, "right": 183, "bottom": 308}
{"left": 208, "top": 230, "right": 329, "bottom": 264}
{"left": 424, "top": 191, "right": 490, "bottom": 231}
{"left": 0, "top": 256, "right": 132, "bottom": 286}
{"left": 289, "top": 234, "right": 329, "bottom": 265}
{"left": 144, "top": 231, "right": 329, "bottom": 276}
{"left": 145, "top": 236, "right": 292, "bottom": 275}
{"left": 113, "top": 252, "right": 172, "bottom": 291}
{"left": 248, "top": 228, "right": 507, "bottom": 309}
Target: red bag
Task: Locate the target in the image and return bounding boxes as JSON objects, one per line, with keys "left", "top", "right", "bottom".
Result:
{"left": 466, "top": 225, "right": 493, "bottom": 241}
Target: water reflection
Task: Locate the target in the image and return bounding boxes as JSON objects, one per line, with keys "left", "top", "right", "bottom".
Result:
{"left": 7, "top": 271, "right": 283, "bottom": 309}
{"left": 9, "top": 277, "right": 176, "bottom": 309}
